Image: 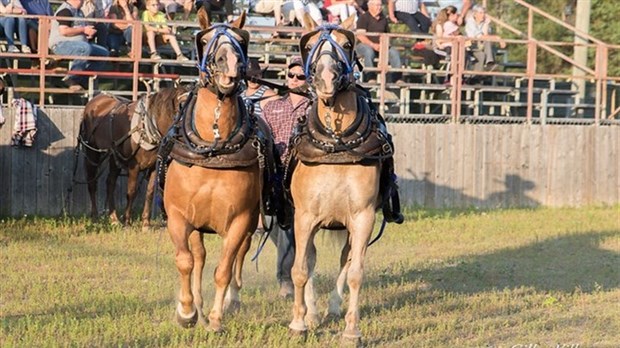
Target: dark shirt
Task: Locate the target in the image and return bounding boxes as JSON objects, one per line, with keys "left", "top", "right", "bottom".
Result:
{"left": 109, "top": 4, "right": 136, "bottom": 34}
{"left": 21, "top": 0, "right": 52, "bottom": 15}
{"left": 356, "top": 11, "right": 389, "bottom": 44}
{"left": 56, "top": 8, "right": 77, "bottom": 27}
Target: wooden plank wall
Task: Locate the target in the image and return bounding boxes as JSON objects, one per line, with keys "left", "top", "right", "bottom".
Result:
{"left": 390, "top": 123, "right": 620, "bottom": 208}
{"left": 0, "top": 107, "right": 137, "bottom": 217}
{"left": 0, "top": 107, "right": 618, "bottom": 216}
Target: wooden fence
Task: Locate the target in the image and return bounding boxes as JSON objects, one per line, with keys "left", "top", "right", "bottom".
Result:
{"left": 0, "top": 107, "right": 618, "bottom": 217}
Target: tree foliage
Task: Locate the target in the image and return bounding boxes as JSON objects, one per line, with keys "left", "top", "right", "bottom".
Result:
{"left": 486, "top": 0, "right": 619, "bottom": 76}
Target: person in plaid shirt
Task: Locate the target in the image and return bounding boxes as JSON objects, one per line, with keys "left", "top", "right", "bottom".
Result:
{"left": 261, "top": 56, "right": 309, "bottom": 298}
{"left": 263, "top": 57, "right": 310, "bottom": 164}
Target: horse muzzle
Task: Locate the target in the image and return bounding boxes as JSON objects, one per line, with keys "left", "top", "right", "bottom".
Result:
{"left": 313, "top": 63, "right": 340, "bottom": 99}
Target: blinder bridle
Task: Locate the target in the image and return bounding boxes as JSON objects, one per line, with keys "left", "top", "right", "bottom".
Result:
{"left": 195, "top": 23, "right": 249, "bottom": 90}
{"left": 300, "top": 24, "right": 357, "bottom": 91}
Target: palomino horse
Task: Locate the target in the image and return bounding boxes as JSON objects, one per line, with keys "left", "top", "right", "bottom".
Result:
{"left": 286, "top": 15, "right": 402, "bottom": 342}
{"left": 160, "top": 9, "right": 276, "bottom": 331}
{"left": 79, "top": 87, "right": 188, "bottom": 229}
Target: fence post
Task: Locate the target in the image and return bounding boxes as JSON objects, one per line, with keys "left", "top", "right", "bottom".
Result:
{"left": 38, "top": 16, "right": 51, "bottom": 109}
{"left": 131, "top": 19, "right": 143, "bottom": 101}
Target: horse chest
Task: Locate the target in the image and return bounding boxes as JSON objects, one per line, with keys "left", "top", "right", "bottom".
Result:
{"left": 291, "top": 164, "right": 381, "bottom": 212}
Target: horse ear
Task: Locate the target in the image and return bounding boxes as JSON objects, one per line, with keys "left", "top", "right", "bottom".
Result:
{"left": 231, "top": 11, "right": 246, "bottom": 29}
{"left": 302, "top": 12, "right": 317, "bottom": 32}
{"left": 197, "top": 7, "right": 210, "bottom": 30}
{"left": 341, "top": 15, "right": 356, "bottom": 31}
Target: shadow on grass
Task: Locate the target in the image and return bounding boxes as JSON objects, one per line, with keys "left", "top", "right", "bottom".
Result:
{"left": 363, "top": 229, "right": 619, "bottom": 313}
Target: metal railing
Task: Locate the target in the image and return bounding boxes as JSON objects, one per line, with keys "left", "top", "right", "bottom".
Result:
{"left": 0, "top": 11, "right": 618, "bottom": 123}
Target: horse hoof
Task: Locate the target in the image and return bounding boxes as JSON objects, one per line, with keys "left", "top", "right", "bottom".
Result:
{"left": 141, "top": 224, "right": 151, "bottom": 232}
{"left": 198, "top": 315, "right": 209, "bottom": 328}
{"left": 323, "top": 312, "right": 341, "bottom": 324}
{"left": 288, "top": 328, "right": 307, "bottom": 338}
{"left": 278, "top": 281, "right": 294, "bottom": 299}
{"left": 288, "top": 320, "right": 307, "bottom": 336}
{"left": 207, "top": 323, "right": 225, "bottom": 334}
{"left": 341, "top": 332, "right": 363, "bottom": 347}
{"left": 224, "top": 299, "right": 241, "bottom": 314}
{"left": 304, "top": 313, "right": 321, "bottom": 328}
{"left": 175, "top": 307, "right": 198, "bottom": 328}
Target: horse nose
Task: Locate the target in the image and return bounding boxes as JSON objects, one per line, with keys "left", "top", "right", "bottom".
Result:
{"left": 318, "top": 63, "right": 336, "bottom": 86}
{"left": 222, "top": 51, "right": 241, "bottom": 78}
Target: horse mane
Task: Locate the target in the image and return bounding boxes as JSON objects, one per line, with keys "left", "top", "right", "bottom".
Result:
{"left": 147, "top": 86, "right": 191, "bottom": 122}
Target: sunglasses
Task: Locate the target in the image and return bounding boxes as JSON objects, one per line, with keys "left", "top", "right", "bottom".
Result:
{"left": 287, "top": 73, "right": 306, "bottom": 80}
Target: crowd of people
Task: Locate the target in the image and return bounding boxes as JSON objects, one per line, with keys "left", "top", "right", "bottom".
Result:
{"left": 0, "top": 0, "right": 505, "bottom": 90}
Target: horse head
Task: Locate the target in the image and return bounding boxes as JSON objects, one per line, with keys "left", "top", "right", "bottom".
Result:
{"left": 300, "top": 14, "right": 356, "bottom": 102}
{"left": 195, "top": 8, "right": 249, "bottom": 96}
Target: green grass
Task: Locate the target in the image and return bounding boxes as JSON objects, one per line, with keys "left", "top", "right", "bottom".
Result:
{"left": 1, "top": 206, "right": 619, "bottom": 347}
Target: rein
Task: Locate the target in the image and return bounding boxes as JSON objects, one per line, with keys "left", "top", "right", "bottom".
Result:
{"left": 246, "top": 76, "right": 312, "bottom": 99}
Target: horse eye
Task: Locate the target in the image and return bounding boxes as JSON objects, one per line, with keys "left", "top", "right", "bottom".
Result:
{"left": 343, "top": 42, "right": 352, "bottom": 49}
{"left": 305, "top": 44, "right": 312, "bottom": 51}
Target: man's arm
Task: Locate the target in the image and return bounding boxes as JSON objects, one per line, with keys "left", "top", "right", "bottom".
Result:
{"left": 420, "top": 2, "right": 429, "bottom": 18}
{"left": 458, "top": 0, "right": 472, "bottom": 26}
{"left": 357, "top": 30, "right": 380, "bottom": 51}
{"left": 387, "top": 0, "right": 398, "bottom": 23}
{"left": 58, "top": 24, "right": 96, "bottom": 38}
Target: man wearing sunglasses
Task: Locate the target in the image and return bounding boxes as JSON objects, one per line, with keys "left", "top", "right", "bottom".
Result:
{"left": 261, "top": 56, "right": 309, "bottom": 298}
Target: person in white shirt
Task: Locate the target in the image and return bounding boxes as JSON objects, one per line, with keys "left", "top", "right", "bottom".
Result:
{"left": 464, "top": 5, "right": 506, "bottom": 71}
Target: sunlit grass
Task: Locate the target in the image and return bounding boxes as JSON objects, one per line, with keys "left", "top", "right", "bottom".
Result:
{"left": 1, "top": 206, "right": 618, "bottom": 347}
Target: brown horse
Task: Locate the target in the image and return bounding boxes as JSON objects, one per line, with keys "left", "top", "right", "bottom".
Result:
{"left": 160, "top": 10, "right": 270, "bottom": 331}
{"left": 79, "top": 87, "right": 188, "bottom": 229}
{"left": 286, "top": 16, "right": 401, "bottom": 343}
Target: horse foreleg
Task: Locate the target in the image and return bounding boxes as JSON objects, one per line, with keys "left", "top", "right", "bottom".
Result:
{"left": 124, "top": 165, "right": 140, "bottom": 226}
{"left": 168, "top": 216, "right": 197, "bottom": 328}
{"left": 303, "top": 240, "right": 320, "bottom": 328}
{"left": 224, "top": 232, "right": 251, "bottom": 314}
{"left": 189, "top": 230, "right": 207, "bottom": 327}
{"left": 289, "top": 215, "right": 317, "bottom": 334}
{"left": 209, "top": 224, "right": 246, "bottom": 332}
{"left": 140, "top": 169, "right": 157, "bottom": 230}
{"left": 327, "top": 234, "right": 351, "bottom": 319}
{"left": 106, "top": 162, "right": 121, "bottom": 225}
{"left": 342, "top": 212, "right": 375, "bottom": 342}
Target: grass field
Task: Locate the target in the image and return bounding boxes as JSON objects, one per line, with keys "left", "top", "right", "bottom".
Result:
{"left": 1, "top": 206, "right": 618, "bottom": 347}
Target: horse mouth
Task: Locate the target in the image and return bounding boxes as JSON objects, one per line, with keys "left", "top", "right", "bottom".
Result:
{"left": 316, "top": 90, "right": 336, "bottom": 100}
{"left": 315, "top": 83, "right": 337, "bottom": 99}
{"left": 217, "top": 76, "right": 237, "bottom": 92}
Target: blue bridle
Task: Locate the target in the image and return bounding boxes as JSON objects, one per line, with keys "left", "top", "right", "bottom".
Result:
{"left": 302, "top": 24, "right": 356, "bottom": 86}
{"left": 196, "top": 23, "right": 248, "bottom": 82}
